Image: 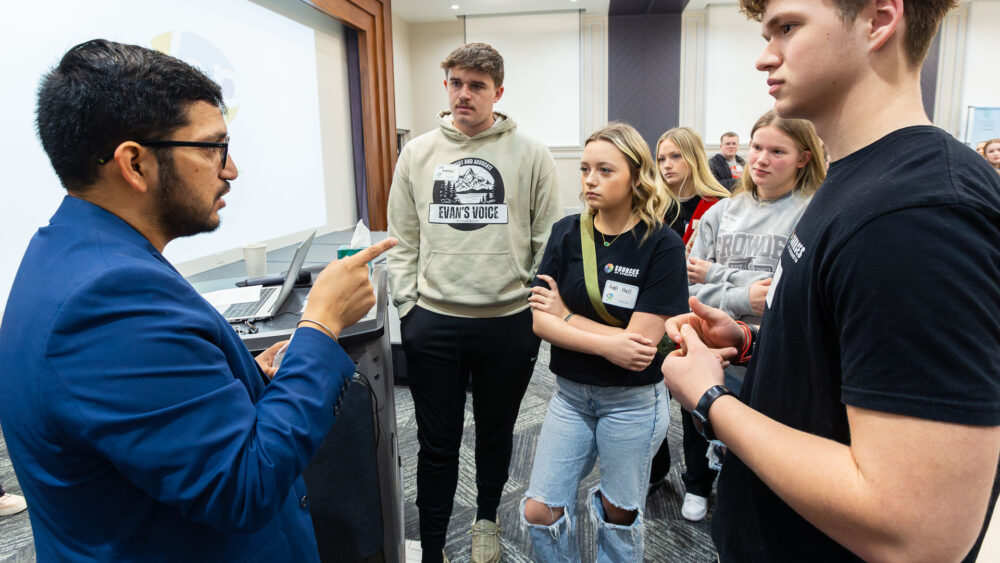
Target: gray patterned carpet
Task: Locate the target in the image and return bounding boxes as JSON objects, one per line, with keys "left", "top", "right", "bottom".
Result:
{"left": 0, "top": 342, "right": 717, "bottom": 562}
{"left": 0, "top": 425, "right": 33, "bottom": 563}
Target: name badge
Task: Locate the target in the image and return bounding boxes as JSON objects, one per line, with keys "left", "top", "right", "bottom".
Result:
{"left": 602, "top": 280, "right": 639, "bottom": 310}
{"left": 766, "top": 262, "right": 782, "bottom": 308}
{"left": 433, "top": 164, "right": 460, "bottom": 182}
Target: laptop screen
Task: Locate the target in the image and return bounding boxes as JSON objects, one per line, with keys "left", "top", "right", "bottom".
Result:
{"left": 268, "top": 231, "right": 316, "bottom": 316}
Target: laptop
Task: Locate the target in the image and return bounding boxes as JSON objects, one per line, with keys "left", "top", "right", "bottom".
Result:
{"left": 219, "top": 231, "right": 315, "bottom": 323}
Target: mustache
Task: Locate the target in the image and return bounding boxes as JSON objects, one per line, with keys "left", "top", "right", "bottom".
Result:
{"left": 217, "top": 182, "right": 230, "bottom": 199}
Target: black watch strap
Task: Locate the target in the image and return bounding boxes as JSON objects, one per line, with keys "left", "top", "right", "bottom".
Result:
{"left": 691, "top": 385, "right": 736, "bottom": 442}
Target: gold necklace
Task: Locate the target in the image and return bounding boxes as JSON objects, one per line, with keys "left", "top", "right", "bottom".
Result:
{"left": 597, "top": 217, "right": 633, "bottom": 247}
{"left": 600, "top": 230, "right": 625, "bottom": 247}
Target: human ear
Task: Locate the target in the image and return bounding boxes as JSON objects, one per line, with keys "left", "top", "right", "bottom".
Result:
{"left": 113, "top": 142, "right": 154, "bottom": 194}
{"left": 493, "top": 86, "right": 504, "bottom": 103}
{"left": 797, "top": 150, "right": 813, "bottom": 169}
{"left": 868, "top": 0, "right": 903, "bottom": 54}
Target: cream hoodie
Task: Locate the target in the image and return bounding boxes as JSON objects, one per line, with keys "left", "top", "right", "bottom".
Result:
{"left": 387, "top": 111, "right": 560, "bottom": 318}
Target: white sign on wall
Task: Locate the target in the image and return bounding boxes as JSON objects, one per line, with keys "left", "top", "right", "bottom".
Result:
{"left": 966, "top": 107, "right": 1000, "bottom": 144}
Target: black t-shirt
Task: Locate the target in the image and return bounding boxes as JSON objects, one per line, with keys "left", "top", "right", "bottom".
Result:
{"left": 667, "top": 196, "right": 702, "bottom": 240}
{"left": 533, "top": 215, "right": 689, "bottom": 387}
{"left": 713, "top": 126, "right": 1000, "bottom": 562}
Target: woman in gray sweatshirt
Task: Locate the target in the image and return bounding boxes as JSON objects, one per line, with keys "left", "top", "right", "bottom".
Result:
{"left": 688, "top": 110, "right": 827, "bottom": 325}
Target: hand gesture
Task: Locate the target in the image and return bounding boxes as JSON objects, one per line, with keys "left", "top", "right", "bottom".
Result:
{"left": 301, "top": 238, "right": 398, "bottom": 338}
{"left": 665, "top": 296, "right": 743, "bottom": 358}
{"left": 687, "top": 256, "right": 712, "bottom": 284}
{"left": 661, "top": 324, "right": 727, "bottom": 411}
{"left": 528, "top": 274, "right": 570, "bottom": 319}
{"left": 749, "top": 278, "right": 773, "bottom": 316}
{"left": 602, "top": 332, "right": 658, "bottom": 371}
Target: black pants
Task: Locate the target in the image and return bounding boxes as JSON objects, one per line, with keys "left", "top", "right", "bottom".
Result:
{"left": 401, "top": 306, "right": 539, "bottom": 561}
{"left": 681, "top": 407, "right": 718, "bottom": 497}
{"left": 649, "top": 426, "right": 672, "bottom": 484}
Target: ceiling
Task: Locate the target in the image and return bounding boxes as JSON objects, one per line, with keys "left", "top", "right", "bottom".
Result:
{"left": 392, "top": 0, "right": 611, "bottom": 23}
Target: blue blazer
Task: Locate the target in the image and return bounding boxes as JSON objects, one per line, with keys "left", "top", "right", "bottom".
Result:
{"left": 0, "top": 197, "right": 355, "bottom": 561}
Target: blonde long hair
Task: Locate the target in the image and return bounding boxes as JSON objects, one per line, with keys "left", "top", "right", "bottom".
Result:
{"left": 735, "top": 110, "right": 826, "bottom": 197}
{"left": 583, "top": 122, "right": 674, "bottom": 244}
{"left": 655, "top": 127, "right": 732, "bottom": 202}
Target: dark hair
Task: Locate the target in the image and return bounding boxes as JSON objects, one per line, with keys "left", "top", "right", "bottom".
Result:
{"left": 36, "top": 39, "right": 224, "bottom": 190}
{"left": 720, "top": 132, "right": 739, "bottom": 142}
{"left": 738, "top": 0, "right": 957, "bottom": 68}
{"left": 441, "top": 43, "right": 504, "bottom": 88}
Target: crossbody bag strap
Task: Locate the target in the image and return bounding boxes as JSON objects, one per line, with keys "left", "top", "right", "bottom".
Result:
{"left": 579, "top": 212, "right": 625, "bottom": 328}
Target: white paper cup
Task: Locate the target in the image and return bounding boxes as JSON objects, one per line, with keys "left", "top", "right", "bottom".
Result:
{"left": 242, "top": 243, "right": 267, "bottom": 278}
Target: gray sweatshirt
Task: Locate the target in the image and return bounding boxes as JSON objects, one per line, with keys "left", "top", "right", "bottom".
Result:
{"left": 688, "top": 191, "right": 812, "bottom": 324}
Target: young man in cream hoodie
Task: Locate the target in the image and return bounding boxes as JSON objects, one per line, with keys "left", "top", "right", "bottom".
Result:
{"left": 387, "top": 43, "right": 560, "bottom": 563}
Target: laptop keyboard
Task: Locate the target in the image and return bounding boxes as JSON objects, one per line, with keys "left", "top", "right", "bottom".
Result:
{"left": 224, "top": 286, "right": 277, "bottom": 319}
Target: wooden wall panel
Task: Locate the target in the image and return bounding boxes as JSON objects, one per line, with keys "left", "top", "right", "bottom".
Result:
{"left": 302, "top": 0, "right": 396, "bottom": 230}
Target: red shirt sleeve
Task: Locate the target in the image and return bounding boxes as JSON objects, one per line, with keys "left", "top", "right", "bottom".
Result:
{"left": 682, "top": 197, "right": 720, "bottom": 246}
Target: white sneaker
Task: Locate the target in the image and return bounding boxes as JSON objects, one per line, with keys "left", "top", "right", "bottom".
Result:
{"left": 0, "top": 493, "right": 27, "bottom": 517}
{"left": 681, "top": 493, "right": 708, "bottom": 521}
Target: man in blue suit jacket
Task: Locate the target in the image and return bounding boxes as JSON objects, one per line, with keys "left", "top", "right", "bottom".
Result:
{"left": 0, "top": 39, "right": 396, "bottom": 561}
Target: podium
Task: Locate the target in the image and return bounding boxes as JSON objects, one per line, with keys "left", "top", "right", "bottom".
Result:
{"left": 240, "top": 265, "right": 404, "bottom": 563}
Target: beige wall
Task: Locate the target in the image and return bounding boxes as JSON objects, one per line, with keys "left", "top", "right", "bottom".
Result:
{"left": 404, "top": 20, "right": 465, "bottom": 137}
{"left": 553, "top": 149, "right": 585, "bottom": 215}
{"left": 391, "top": 12, "right": 414, "bottom": 132}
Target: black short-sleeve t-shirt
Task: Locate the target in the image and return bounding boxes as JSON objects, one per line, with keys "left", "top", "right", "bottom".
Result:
{"left": 533, "top": 215, "right": 689, "bottom": 387}
{"left": 712, "top": 126, "right": 1000, "bottom": 562}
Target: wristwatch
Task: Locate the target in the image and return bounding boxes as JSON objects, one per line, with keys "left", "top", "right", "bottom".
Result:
{"left": 691, "top": 385, "right": 736, "bottom": 441}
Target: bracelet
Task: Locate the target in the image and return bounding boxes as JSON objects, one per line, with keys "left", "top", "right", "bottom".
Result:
{"left": 563, "top": 312, "right": 575, "bottom": 323}
{"left": 297, "top": 319, "right": 338, "bottom": 342}
{"left": 691, "top": 385, "right": 736, "bottom": 441}
{"left": 734, "top": 321, "right": 755, "bottom": 364}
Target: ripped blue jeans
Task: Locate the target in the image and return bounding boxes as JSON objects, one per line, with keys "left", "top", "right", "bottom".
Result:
{"left": 521, "top": 377, "right": 669, "bottom": 562}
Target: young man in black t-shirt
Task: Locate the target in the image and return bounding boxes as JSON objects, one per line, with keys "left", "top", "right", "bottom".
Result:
{"left": 660, "top": 0, "right": 1000, "bottom": 561}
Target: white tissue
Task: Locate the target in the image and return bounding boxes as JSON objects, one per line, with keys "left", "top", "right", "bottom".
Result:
{"left": 350, "top": 220, "right": 371, "bottom": 248}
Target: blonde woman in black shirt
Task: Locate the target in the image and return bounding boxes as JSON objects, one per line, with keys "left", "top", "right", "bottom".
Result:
{"left": 521, "top": 122, "right": 690, "bottom": 561}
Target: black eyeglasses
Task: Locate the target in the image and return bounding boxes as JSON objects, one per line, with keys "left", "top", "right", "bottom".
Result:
{"left": 98, "top": 136, "right": 230, "bottom": 168}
